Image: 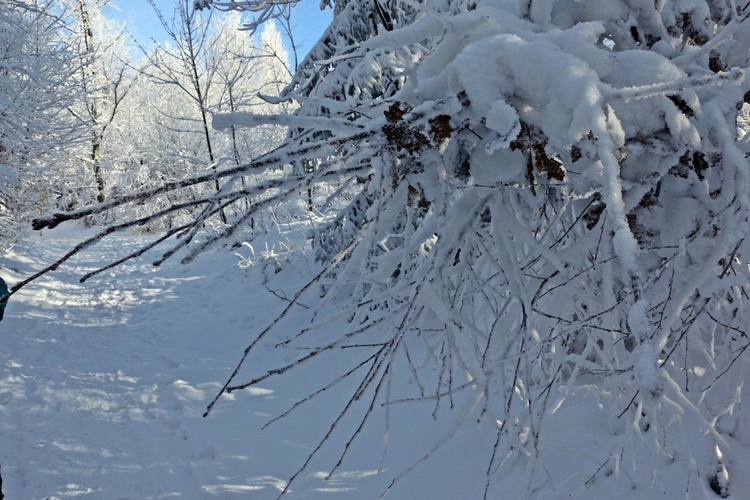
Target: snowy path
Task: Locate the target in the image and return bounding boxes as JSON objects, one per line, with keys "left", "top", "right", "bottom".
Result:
{"left": 5, "top": 227, "right": 743, "bottom": 499}
{"left": 0, "top": 228, "right": 594, "bottom": 500}
{"left": 0, "top": 227, "right": 388, "bottom": 498}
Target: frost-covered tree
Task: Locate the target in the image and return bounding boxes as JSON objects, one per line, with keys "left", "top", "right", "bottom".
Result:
{"left": 206, "top": 15, "right": 294, "bottom": 217}
{"left": 23, "top": 0, "right": 750, "bottom": 497}
{"left": 107, "top": 2, "right": 292, "bottom": 232}
{"left": 66, "top": 0, "right": 136, "bottom": 205}
{"left": 143, "top": 0, "right": 237, "bottom": 224}
{"left": 0, "top": 0, "right": 84, "bottom": 249}
{"left": 100, "top": 70, "right": 210, "bottom": 232}
{"left": 207, "top": 14, "right": 291, "bottom": 166}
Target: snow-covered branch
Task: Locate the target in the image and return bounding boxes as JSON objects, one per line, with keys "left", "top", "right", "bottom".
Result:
{"left": 17, "top": 0, "right": 750, "bottom": 497}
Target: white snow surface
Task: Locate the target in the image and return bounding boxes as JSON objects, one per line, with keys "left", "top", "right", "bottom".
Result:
{"left": 1, "top": 223, "right": 750, "bottom": 498}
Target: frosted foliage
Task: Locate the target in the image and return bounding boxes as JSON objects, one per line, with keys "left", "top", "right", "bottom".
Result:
{"left": 27, "top": 0, "right": 750, "bottom": 497}
{"left": 95, "top": 6, "right": 291, "bottom": 232}
{"left": 0, "top": 1, "right": 82, "bottom": 250}
{"left": 265, "top": 0, "right": 750, "bottom": 496}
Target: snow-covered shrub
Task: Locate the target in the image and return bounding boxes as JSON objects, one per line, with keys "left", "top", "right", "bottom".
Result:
{"left": 29, "top": 0, "right": 750, "bottom": 497}
{"left": 209, "top": 1, "right": 750, "bottom": 496}
{"left": 236, "top": 238, "right": 295, "bottom": 282}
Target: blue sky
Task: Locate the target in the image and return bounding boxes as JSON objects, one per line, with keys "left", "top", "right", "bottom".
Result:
{"left": 101, "top": 0, "right": 332, "bottom": 57}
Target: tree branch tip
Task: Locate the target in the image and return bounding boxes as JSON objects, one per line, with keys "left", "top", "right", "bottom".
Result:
{"left": 31, "top": 216, "right": 58, "bottom": 231}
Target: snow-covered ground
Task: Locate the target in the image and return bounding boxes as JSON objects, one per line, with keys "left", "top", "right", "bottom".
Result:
{"left": 0, "top": 223, "right": 388, "bottom": 498}
{"left": 0, "top": 223, "right": 485, "bottom": 499}
{"left": 1, "top": 223, "right": 749, "bottom": 499}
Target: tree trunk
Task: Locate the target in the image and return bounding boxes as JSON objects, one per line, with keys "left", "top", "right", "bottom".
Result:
{"left": 185, "top": 15, "right": 227, "bottom": 224}
{"left": 78, "top": 0, "right": 106, "bottom": 203}
{"left": 93, "top": 141, "right": 104, "bottom": 203}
